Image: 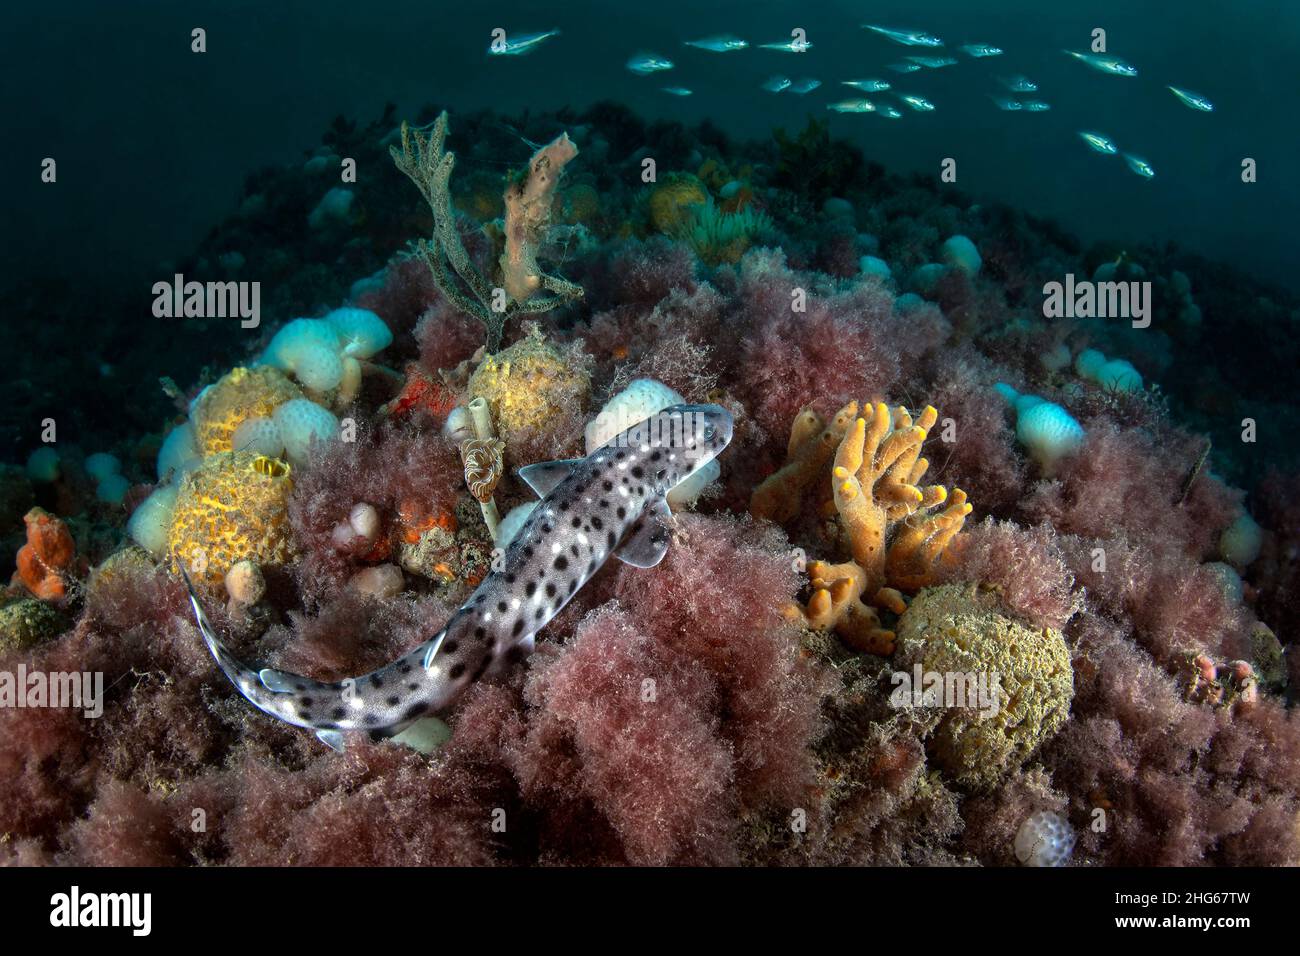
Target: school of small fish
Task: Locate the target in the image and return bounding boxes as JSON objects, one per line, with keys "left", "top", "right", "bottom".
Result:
{"left": 487, "top": 22, "right": 1219, "bottom": 181}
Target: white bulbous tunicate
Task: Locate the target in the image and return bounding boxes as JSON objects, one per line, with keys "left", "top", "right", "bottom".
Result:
{"left": 273, "top": 399, "right": 339, "bottom": 467}
{"left": 940, "top": 234, "right": 981, "bottom": 276}
{"left": 348, "top": 563, "right": 406, "bottom": 600}
{"left": 585, "top": 378, "right": 721, "bottom": 508}
{"left": 586, "top": 379, "right": 685, "bottom": 453}
{"left": 225, "top": 559, "right": 266, "bottom": 605}
{"left": 391, "top": 715, "right": 453, "bottom": 754}
{"left": 859, "top": 255, "right": 892, "bottom": 280}
{"left": 910, "top": 262, "right": 948, "bottom": 294}
{"left": 1219, "top": 513, "right": 1263, "bottom": 569}
{"left": 349, "top": 270, "right": 386, "bottom": 300}
{"left": 1039, "top": 343, "right": 1072, "bottom": 372}
{"left": 325, "top": 307, "right": 392, "bottom": 359}
{"left": 294, "top": 343, "right": 345, "bottom": 392}
{"left": 1016, "top": 401, "right": 1085, "bottom": 472}
{"left": 1096, "top": 358, "right": 1143, "bottom": 392}
{"left": 495, "top": 503, "right": 538, "bottom": 549}
{"left": 262, "top": 318, "right": 341, "bottom": 371}
{"left": 127, "top": 485, "right": 179, "bottom": 557}
{"left": 349, "top": 502, "right": 381, "bottom": 540}
{"left": 84, "top": 452, "right": 122, "bottom": 482}
{"left": 308, "top": 187, "right": 354, "bottom": 229}
{"left": 96, "top": 473, "right": 131, "bottom": 505}
{"left": 231, "top": 416, "right": 285, "bottom": 458}
{"left": 157, "top": 422, "right": 200, "bottom": 481}
{"left": 1203, "top": 561, "right": 1244, "bottom": 604}
{"left": 351, "top": 564, "right": 405, "bottom": 599}
{"left": 1014, "top": 810, "right": 1075, "bottom": 867}
{"left": 1074, "top": 348, "right": 1107, "bottom": 380}
{"left": 442, "top": 406, "right": 476, "bottom": 446}
{"left": 26, "top": 446, "right": 61, "bottom": 483}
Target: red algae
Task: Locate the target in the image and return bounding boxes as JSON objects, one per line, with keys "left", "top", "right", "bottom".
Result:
{"left": 5, "top": 102, "right": 1299, "bottom": 871}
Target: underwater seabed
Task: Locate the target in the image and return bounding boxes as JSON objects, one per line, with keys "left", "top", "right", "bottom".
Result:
{"left": 2, "top": 100, "right": 1299, "bottom": 868}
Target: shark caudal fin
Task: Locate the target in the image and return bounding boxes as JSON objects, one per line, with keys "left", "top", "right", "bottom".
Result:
{"left": 178, "top": 565, "right": 261, "bottom": 692}
{"left": 178, "top": 565, "right": 346, "bottom": 749}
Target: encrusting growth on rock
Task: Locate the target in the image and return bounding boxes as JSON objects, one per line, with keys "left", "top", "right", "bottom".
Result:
{"left": 390, "top": 110, "right": 584, "bottom": 351}
{"left": 15, "top": 507, "right": 78, "bottom": 602}
{"left": 771, "top": 402, "right": 972, "bottom": 654}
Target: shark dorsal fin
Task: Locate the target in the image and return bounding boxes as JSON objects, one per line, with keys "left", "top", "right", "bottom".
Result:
{"left": 518, "top": 458, "right": 583, "bottom": 498}
{"left": 614, "top": 497, "right": 672, "bottom": 568}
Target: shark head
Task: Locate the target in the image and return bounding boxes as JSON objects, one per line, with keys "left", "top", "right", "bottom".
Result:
{"left": 606, "top": 402, "right": 733, "bottom": 498}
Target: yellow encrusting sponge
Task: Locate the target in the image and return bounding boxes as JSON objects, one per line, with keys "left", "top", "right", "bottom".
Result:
{"left": 191, "top": 366, "right": 302, "bottom": 455}
{"left": 166, "top": 450, "right": 298, "bottom": 587}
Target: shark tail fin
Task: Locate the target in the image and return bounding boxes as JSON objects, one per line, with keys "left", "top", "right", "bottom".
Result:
{"left": 177, "top": 564, "right": 339, "bottom": 738}
{"left": 178, "top": 564, "right": 259, "bottom": 690}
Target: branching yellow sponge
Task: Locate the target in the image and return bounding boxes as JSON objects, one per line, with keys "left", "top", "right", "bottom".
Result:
{"left": 894, "top": 584, "right": 1073, "bottom": 790}
{"left": 191, "top": 366, "right": 302, "bottom": 455}
{"left": 167, "top": 451, "right": 297, "bottom": 587}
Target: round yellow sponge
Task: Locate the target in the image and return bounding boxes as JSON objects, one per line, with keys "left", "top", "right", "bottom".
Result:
{"left": 191, "top": 366, "right": 302, "bottom": 455}
{"left": 467, "top": 324, "right": 590, "bottom": 445}
{"left": 167, "top": 451, "right": 297, "bottom": 587}
{"left": 895, "top": 584, "right": 1074, "bottom": 790}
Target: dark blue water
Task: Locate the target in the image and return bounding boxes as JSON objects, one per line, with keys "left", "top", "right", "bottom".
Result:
{"left": 3, "top": 0, "right": 1297, "bottom": 292}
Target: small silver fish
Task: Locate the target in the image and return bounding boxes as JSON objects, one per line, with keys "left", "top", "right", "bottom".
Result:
{"left": 897, "top": 93, "right": 935, "bottom": 112}
{"left": 661, "top": 86, "right": 693, "bottom": 96}
{"left": 487, "top": 29, "right": 561, "bottom": 56}
{"left": 878, "top": 105, "right": 903, "bottom": 119}
{"left": 843, "top": 78, "right": 892, "bottom": 92}
{"left": 863, "top": 25, "right": 944, "bottom": 47}
{"left": 887, "top": 61, "right": 922, "bottom": 73}
{"left": 826, "top": 98, "right": 876, "bottom": 113}
{"left": 999, "top": 74, "right": 1037, "bottom": 93}
{"left": 960, "top": 43, "right": 1003, "bottom": 57}
{"left": 1167, "top": 85, "right": 1213, "bottom": 111}
{"left": 989, "top": 95, "right": 1022, "bottom": 111}
{"left": 905, "top": 55, "right": 958, "bottom": 68}
{"left": 1079, "top": 131, "right": 1118, "bottom": 155}
{"left": 683, "top": 34, "right": 748, "bottom": 52}
{"left": 627, "top": 52, "right": 674, "bottom": 75}
{"left": 761, "top": 75, "right": 792, "bottom": 93}
{"left": 1122, "top": 153, "right": 1155, "bottom": 178}
{"left": 789, "top": 78, "right": 822, "bottom": 95}
{"left": 1021, "top": 100, "right": 1051, "bottom": 112}
{"left": 759, "top": 38, "right": 813, "bottom": 53}
{"left": 1064, "top": 50, "right": 1138, "bottom": 76}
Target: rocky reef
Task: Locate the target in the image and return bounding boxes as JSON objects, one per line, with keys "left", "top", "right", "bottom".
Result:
{"left": 2, "top": 103, "right": 1298, "bottom": 867}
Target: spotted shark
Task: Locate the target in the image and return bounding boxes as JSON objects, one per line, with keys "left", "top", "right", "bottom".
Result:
{"left": 182, "top": 403, "right": 733, "bottom": 751}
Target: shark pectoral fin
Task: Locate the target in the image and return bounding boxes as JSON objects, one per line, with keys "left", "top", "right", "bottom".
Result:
{"left": 614, "top": 497, "right": 672, "bottom": 568}
{"left": 518, "top": 458, "right": 583, "bottom": 498}
{"left": 258, "top": 668, "right": 299, "bottom": 694}
{"left": 315, "top": 729, "right": 346, "bottom": 752}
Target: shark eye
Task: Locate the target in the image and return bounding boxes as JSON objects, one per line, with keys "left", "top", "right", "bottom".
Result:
{"left": 703, "top": 425, "right": 716, "bottom": 442}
